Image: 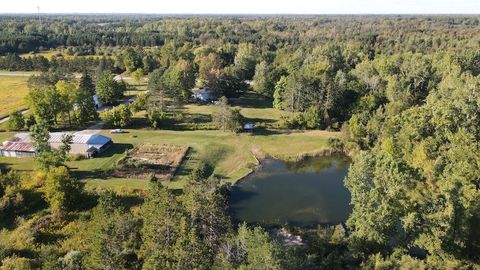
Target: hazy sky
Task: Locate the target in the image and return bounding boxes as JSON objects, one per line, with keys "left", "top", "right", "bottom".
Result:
{"left": 2, "top": 0, "right": 479, "bottom": 14}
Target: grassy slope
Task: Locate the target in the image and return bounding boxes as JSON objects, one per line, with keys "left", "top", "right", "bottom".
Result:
{"left": 0, "top": 76, "right": 30, "bottom": 118}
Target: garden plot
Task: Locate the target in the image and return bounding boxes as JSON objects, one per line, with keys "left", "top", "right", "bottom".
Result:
{"left": 114, "top": 143, "right": 189, "bottom": 180}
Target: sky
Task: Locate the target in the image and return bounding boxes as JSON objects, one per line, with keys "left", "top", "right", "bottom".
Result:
{"left": 1, "top": 0, "right": 479, "bottom": 14}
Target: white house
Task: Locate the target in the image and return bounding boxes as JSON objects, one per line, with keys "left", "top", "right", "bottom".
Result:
{"left": 192, "top": 88, "right": 216, "bottom": 102}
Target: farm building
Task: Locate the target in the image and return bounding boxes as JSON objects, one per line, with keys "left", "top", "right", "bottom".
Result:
{"left": 0, "top": 132, "right": 113, "bottom": 158}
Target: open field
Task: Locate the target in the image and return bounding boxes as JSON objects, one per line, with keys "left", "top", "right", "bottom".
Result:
{"left": 19, "top": 50, "right": 58, "bottom": 60}
{"left": 0, "top": 75, "right": 30, "bottom": 118}
{"left": 20, "top": 50, "right": 113, "bottom": 60}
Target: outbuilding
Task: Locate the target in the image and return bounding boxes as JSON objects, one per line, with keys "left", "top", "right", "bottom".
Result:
{"left": 243, "top": 123, "right": 255, "bottom": 133}
{"left": 0, "top": 132, "right": 113, "bottom": 158}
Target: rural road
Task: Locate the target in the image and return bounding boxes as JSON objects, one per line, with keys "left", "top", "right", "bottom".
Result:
{"left": 0, "top": 109, "right": 30, "bottom": 125}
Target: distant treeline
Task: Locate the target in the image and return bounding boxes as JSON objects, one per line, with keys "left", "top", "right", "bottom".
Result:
{"left": 0, "top": 53, "right": 115, "bottom": 73}
{"left": 0, "top": 15, "right": 479, "bottom": 55}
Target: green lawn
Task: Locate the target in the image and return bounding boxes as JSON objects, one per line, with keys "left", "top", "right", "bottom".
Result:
{"left": 181, "top": 92, "right": 284, "bottom": 129}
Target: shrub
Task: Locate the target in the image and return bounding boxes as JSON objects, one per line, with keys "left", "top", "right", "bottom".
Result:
{"left": 327, "top": 138, "right": 344, "bottom": 152}
{"left": 68, "top": 154, "right": 87, "bottom": 161}
{"left": 147, "top": 110, "right": 169, "bottom": 129}
{"left": 0, "top": 255, "right": 34, "bottom": 270}
{"left": 7, "top": 111, "right": 25, "bottom": 131}
{"left": 279, "top": 113, "right": 306, "bottom": 129}
{"left": 129, "top": 93, "right": 147, "bottom": 113}
{"left": 100, "top": 105, "right": 132, "bottom": 128}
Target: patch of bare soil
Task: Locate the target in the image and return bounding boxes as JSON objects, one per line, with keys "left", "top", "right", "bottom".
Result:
{"left": 114, "top": 143, "right": 189, "bottom": 180}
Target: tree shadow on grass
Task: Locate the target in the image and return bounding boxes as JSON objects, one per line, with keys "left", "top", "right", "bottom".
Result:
{"left": 237, "top": 92, "right": 273, "bottom": 109}
{"left": 72, "top": 169, "right": 111, "bottom": 180}
{"left": 172, "top": 148, "right": 197, "bottom": 179}
{"left": 120, "top": 194, "right": 144, "bottom": 209}
{"left": 242, "top": 117, "right": 278, "bottom": 125}
{"left": 249, "top": 127, "right": 283, "bottom": 136}
{"left": 99, "top": 143, "right": 134, "bottom": 157}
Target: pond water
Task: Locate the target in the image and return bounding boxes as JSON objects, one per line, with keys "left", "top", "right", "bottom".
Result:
{"left": 229, "top": 155, "right": 351, "bottom": 227}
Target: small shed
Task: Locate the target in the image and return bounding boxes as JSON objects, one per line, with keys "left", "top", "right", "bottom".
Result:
{"left": 86, "top": 146, "right": 98, "bottom": 158}
{"left": 93, "top": 95, "right": 103, "bottom": 109}
{"left": 243, "top": 123, "right": 255, "bottom": 132}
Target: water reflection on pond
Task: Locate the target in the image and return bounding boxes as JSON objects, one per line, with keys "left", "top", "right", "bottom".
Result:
{"left": 229, "top": 155, "right": 351, "bottom": 227}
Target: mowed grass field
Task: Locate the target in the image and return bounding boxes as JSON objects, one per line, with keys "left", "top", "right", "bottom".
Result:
{"left": 0, "top": 75, "right": 31, "bottom": 118}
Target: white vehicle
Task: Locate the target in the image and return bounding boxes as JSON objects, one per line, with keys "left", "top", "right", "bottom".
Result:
{"left": 110, "top": 129, "right": 125, "bottom": 134}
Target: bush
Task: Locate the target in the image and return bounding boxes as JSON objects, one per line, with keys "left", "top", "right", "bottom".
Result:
{"left": 7, "top": 111, "right": 25, "bottom": 131}
{"left": 68, "top": 154, "right": 87, "bottom": 161}
{"left": 129, "top": 93, "right": 147, "bottom": 113}
{"left": 327, "top": 138, "right": 344, "bottom": 152}
{"left": 0, "top": 255, "right": 34, "bottom": 270}
{"left": 25, "top": 115, "right": 36, "bottom": 128}
{"left": 279, "top": 113, "right": 306, "bottom": 129}
{"left": 189, "top": 160, "right": 214, "bottom": 181}
{"left": 147, "top": 110, "right": 170, "bottom": 129}
{"left": 100, "top": 105, "right": 132, "bottom": 128}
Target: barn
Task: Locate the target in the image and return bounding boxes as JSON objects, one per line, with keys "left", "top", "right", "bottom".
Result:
{"left": 0, "top": 132, "right": 113, "bottom": 158}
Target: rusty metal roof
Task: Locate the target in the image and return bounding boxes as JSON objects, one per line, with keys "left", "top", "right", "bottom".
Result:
{"left": 0, "top": 141, "right": 35, "bottom": 152}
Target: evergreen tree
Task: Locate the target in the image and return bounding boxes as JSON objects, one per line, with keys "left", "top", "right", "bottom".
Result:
{"left": 79, "top": 72, "right": 96, "bottom": 96}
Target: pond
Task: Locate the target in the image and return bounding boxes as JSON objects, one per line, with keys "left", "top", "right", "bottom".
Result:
{"left": 229, "top": 155, "right": 351, "bottom": 227}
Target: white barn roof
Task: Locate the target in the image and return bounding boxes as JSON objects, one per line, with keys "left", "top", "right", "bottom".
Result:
{"left": 1, "top": 133, "right": 112, "bottom": 155}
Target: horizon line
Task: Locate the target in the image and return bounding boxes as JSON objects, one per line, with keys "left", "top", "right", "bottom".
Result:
{"left": 1, "top": 12, "right": 479, "bottom": 16}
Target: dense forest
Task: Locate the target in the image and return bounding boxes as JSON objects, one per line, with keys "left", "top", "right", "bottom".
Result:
{"left": 0, "top": 15, "right": 479, "bottom": 269}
